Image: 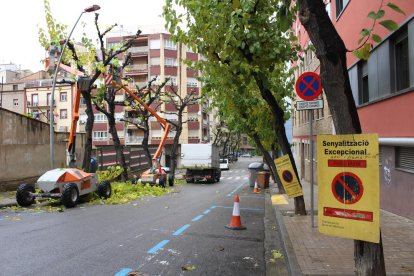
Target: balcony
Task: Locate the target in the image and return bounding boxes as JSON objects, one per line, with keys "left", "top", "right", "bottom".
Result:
{"left": 124, "top": 64, "right": 148, "bottom": 75}
{"left": 126, "top": 135, "right": 144, "bottom": 145}
{"left": 25, "top": 80, "right": 54, "bottom": 88}
{"left": 127, "top": 46, "right": 149, "bottom": 57}
{"left": 27, "top": 100, "right": 55, "bottom": 108}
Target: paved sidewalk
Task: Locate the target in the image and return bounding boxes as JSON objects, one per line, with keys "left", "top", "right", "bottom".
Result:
{"left": 270, "top": 180, "right": 414, "bottom": 275}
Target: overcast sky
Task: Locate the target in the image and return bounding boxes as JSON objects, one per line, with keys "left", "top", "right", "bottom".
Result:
{"left": 0, "top": 0, "right": 167, "bottom": 72}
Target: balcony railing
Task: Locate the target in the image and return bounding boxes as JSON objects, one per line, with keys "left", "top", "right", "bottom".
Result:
{"left": 127, "top": 46, "right": 149, "bottom": 56}
{"left": 126, "top": 135, "right": 144, "bottom": 144}
{"left": 124, "top": 64, "right": 148, "bottom": 74}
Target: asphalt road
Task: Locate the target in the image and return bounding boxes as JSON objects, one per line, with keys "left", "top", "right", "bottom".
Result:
{"left": 0, "top": 157, "right": 267, "bottom": 276}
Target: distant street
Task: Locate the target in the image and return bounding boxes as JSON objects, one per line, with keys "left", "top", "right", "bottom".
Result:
{"left": 1, "top": 157, "right": 268, "bottom": 276}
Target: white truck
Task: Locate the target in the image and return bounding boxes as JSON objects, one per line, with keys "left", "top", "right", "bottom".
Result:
{"left": 180, "top": 144, "right": 221, "bottom": 183}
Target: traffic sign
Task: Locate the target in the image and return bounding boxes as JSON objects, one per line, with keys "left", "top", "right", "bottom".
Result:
{"left": 274, "top": 155, "right": 303, "bottom": 198}
{"left": 295, "top": 72, "right": 322, "bottom": 101}
{"left": 331, "top": 172, "right": 364, "bottom": 204}
{"left": 296, "top": 100, "right": 324, "bottom": 110}
{"left": 317, "top": 134, "right": 379, "bottom": 243}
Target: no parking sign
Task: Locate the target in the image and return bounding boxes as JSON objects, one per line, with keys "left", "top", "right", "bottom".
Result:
{"left": 317, "top": 134, "right": 379, "bottom": 243}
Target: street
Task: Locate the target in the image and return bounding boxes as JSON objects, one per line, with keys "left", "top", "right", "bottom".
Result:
{"left": 0, "top": 158, "right": 268, "bottom": 276}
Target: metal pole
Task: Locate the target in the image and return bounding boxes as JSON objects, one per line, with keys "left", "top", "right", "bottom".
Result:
{"left": 309, "top": 109, "right": 314, "bottom": 228}
{"left": 49, "top": 11, "right": 85, "bottom": 169}
{"left": 1, "top": 76, "right": 3, "bottom": 107}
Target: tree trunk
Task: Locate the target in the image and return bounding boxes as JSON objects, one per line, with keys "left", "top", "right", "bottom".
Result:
{"left": 253, "top": 72, "right": 306, "bottom": 215}
{"left": 169, "top": 126, "right": 182, "bottom": 187}
{"left": 252, "top": 133, "right": 285, "bottom": 193}
{"left": 107, "top": 114, "right": 128, "bottom": 181}
{"left": 141, "top": 117, "right": 152, "bottom": 168}
{"left": 297, "top": 0, "right": 385, "bottom": 274}
{"left": 81, "top": 91, "right": 94, "bottom": 172}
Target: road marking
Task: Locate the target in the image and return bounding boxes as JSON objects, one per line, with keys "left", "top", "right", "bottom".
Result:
{"left": 147, "top": 240, "right": 170, "bottom": 254}
{"left": 271, "top": 195, "right": 289, "bottom": 205}
{"left": 203, "top": 209, "right": 211, "bottom": 214}
{"left": 227, "top": 182, "right": 245, "bottom": 197}
{"left": 236, "top": 177, "right": 241, "bottom": 180}
{"left": 192, "top": 214, "right": 204, "bottom": 221}
{"left": 228, "top": 177, "right": 233, "bottom": 179}
{"left": 173, "top": 224, "right": 191, "bottom": 236}
{"left": 114, "top": 268, "right": 133, "bottom": 276}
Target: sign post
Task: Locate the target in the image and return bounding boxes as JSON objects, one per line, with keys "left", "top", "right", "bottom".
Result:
{"left": 317, "top": 134, "right": 380, "bottom": 243}
{"left": 295, "top": 72, "right": 323, "bottom": 228}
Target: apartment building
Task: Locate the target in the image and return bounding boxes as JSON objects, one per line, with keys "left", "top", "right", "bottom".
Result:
{"left": 91, "top": 32, "right": 212, "bottom": 166}
{"left": 292, "top": 0, "right": 414, "bottom": 219}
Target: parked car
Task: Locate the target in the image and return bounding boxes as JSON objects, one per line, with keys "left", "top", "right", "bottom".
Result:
{"left": 220, "top": 158, "right": 230, "bottom": 170}
{"left": 227, "top": 154, "right": 238, "bottom": 162}
{"left": 240, "top": 153, "right": 252, "bottom": 158}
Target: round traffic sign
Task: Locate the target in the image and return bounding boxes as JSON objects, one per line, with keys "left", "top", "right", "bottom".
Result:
{"left": 282, "top": 170, "right": 293, "bottom": 183}
{"left": 295, "top": 72, "right": 322, "bottom": 101}
{"left": 331, "top": 172, "right": 364, "bottom": 204}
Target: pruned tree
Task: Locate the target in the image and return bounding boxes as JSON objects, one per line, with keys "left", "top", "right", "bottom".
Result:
{"left": 38, "top": 0, "right": 140, "bottom": 172}
{"left": 161, "top": 84, "right": 202, "bottom": 186}
{"left": 121, "top": 77, "right": 170, "bottom": 170}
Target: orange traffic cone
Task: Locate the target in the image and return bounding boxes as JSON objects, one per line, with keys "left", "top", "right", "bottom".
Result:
{"left": 225, "top": 194, "right": 246, "bottom": 230}
{"left": 253, "top": 181, "right": 260, "bottom": 194}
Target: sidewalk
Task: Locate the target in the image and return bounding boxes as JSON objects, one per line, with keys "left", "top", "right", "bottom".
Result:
{"left": 269, "top": 180, "right": 414, "bottom": 275}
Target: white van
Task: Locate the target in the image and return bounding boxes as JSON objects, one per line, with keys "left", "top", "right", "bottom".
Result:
{"left": 220, "top": 158, "right": 229, "bottom": 170}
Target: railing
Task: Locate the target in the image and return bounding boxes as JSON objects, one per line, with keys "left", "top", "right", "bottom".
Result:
{"left": 127, "top": 46, "right": 149, "bottom": 56}
{"left": 124, "top": 64, "right": 148, "bottom": 74}
{"left": 126, "top": 135, "right": 144, "bottom": 144}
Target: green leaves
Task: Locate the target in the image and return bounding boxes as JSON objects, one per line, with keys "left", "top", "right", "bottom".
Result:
{"left": 386, "top": 2, "right": 405, "bottom": 15}
{"left": 379, "top": 20, "right": 399, "bottom": 31}
{"left": 368, "top": 10, "right": 384, "bottom": 19}
{"left": 353, "top": 43, "right": 372, "bottom": 61}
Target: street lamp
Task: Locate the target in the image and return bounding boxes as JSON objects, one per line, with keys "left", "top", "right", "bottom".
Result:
{"left": 49, "top": 5, "right": 100, "bottom": 169}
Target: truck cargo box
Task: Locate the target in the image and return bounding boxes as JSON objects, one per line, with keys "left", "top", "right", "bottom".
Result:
{"left": 180, "top": 144, "right": 220, "bottom": 169}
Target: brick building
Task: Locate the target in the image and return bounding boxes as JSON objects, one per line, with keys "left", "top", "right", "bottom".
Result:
{"left": 292, "top": 0, "right": 414, "bottom": 219}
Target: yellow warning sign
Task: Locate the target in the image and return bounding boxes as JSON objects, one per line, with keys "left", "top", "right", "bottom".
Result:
{"left": 317, "top": 134, "right": 379, "bottom": 243}
{"left": 274, "top": 155, "right": 303, "bottom": 198}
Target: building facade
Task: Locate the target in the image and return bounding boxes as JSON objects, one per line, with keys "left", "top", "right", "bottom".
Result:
{"left": 292, "top": 0, "right": 414, "bottom": 219}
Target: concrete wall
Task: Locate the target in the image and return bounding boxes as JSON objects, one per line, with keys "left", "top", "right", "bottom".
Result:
{"left": 0, "top": 108, "right": 85, "bottom": 191}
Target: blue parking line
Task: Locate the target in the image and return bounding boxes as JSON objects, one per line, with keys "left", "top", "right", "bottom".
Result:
{"left": 173, "top": 224, "right": 191, "bottom": 236}
{"left": 203, "top": 209, "right": 211, "bottom": 214}
{"left": 227, "top": 182, "right": 245, "bottom": 197}
{"left": 147, "top": 240, "right": 170, "bottom": 254}
{"left": 114, "top": 268, "right": 133, "bottom": 276}
{"left": 192, "top": 215, "right": 204, "bottom": 221}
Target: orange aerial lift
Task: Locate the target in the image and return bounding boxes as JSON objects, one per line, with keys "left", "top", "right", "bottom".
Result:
{"left": 15, "top": 43, "right": 111, "bottom": 208}
{"left": 104, "top": 70, "right": 171, "bottom": 187}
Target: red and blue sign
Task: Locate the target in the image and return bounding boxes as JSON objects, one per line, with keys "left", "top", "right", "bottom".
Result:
{"left": 331, "top": 172, "right": 364, "bottom": 204}
{"left": 295, "top": 72, "right": 322, "bottom": 101}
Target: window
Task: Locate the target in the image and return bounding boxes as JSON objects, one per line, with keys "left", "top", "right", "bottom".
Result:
{"left": 32, "top": 94, "right": 39, "bottom": 106}
{"left": 94, "top": 113, "right": 107, "bottom": 122}
{"left": 13, "top": 99, "right": 18, "bottom": 106}
{"left": 80, "top": 97, "right": 86, "bottom": 106}
{"left": 60, "top": 109, "right": 68, "bottom": 119}
{"left": 358, "top": 61, "right": 369, "bottom": 105}
{"left": 394, "top": 30, "right": 409, "bottom": 91}
{"left": 187, "top": 77, "right": 198, "bottom": 87}
{"left": 165, "top": 58, "right": 177, "bottom": 67}
{"left": 166, "top": 76, "right": 177, "bottom": 86}
{"left": 335, "top": 0, "right": 349, "bottom": 18}
{"left": 13, "top": 84, "right": 18, "bottom": 91}
{"left": 60, "top": 92, "right": 67, "bottom": 102}
{"left": 396, "top": 147, "right": 414, "bottom": 172}
{"left": 164, "top": 39, "right": 176, "bottom": 50}
{"left": 150, "top": 39, "right": 160, "bottom": 49}
{"left": 150, "top": 57, "right": 160, "bottom": 66}
{"left": 93, "top": 131, "right": 108, "bottom": 141}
